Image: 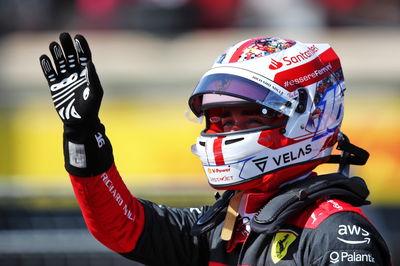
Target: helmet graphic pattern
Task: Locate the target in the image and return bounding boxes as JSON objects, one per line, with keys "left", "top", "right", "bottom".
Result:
{"left": 306, "top": 70, "right": 344, "bottom": 135}
{"left": 239, "top": 38, "right": 296, "bottom": 62}
{"left": 217, "top": 37, "right": 296, "bottom": 64}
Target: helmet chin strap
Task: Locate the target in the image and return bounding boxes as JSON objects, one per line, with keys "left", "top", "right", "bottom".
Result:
{"left": 327, "top": 132, "right": 370, "bottom": 177}
{"left": 220, "top": 191, "right": 243, "bottom": 241}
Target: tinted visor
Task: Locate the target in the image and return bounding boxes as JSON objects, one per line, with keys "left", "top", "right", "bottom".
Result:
{"left": 189, "top": 73, "right": 297, "bottom": 117}
{"left": 204, "top": 105, "right": 287, "bottom": 135}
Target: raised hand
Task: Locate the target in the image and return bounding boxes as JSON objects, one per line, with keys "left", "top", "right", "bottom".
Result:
{"left": 39, "top": 32, "right": 102, "bottom": 126}
{"left": 39, "top": 32, "right": 112, "bottom": 176}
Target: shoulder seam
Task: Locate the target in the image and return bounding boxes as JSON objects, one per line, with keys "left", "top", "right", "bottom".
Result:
{"left": 303, "top": 199, "right": 366, "bottom": 229}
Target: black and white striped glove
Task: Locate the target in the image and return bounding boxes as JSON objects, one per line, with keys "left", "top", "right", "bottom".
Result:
{"left": 39, "top": 32, "right": 113, "bottom": 177}
{"left": 39, "top": 32, "right": 102, "bottom": 125}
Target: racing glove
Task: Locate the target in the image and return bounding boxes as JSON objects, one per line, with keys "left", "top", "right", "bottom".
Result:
{"left": 39, "top": 32, "right": 113, "bottom": 177}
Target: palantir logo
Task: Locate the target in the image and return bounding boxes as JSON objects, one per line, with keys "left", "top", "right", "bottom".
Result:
{"left": 329, "top": 251, "right": 376, "bottom": 264}
{"left": 330, "top": 252, "right": 340, "bottom": 264}
{"left": 269, "top": 59, "right": 283, "bottom": 70}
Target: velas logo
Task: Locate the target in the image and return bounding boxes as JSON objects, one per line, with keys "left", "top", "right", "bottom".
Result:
{"left": 269, "top": 59, "right": 283, "bottom": 70}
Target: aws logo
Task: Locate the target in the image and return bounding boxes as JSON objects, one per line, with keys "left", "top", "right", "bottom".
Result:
{"left": 271, "top": 229, "right": 298, "bottom": 263}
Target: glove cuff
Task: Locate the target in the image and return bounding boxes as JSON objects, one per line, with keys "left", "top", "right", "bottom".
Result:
{"left": 63, "top": 121, "right": 114, "bottom": 177}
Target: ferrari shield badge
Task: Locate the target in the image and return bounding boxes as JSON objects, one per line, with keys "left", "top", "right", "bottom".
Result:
{"left": 271, "top": 229, "right": 298, "bottom": 263}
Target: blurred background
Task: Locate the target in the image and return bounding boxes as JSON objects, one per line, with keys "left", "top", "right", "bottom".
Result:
{"left": 0, "top": 0, "right": 399, "bottom": 265}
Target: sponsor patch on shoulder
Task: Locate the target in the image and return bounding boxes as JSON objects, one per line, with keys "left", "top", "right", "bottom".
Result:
{"left": 337, "top": 224, "right": 371, "bottom": 245}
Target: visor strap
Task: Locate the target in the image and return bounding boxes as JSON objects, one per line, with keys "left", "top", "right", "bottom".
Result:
{"left": 221, "top": 191, "right": 244, "bottom": 241}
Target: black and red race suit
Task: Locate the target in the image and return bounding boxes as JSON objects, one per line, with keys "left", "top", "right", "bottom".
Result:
{"left": 69, "top": 162, "right": 391, "bottom": 266}
{"left": 42, "top": 31, "right": 390, "bottom": 265}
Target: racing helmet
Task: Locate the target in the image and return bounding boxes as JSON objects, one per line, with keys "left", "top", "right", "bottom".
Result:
{"left": 188, "top": 37, "right": 346, "bottom": 191}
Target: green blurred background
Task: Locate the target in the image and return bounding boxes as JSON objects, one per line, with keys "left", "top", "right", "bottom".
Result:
{"left": 0, "top": 0, "right": 399, "bottom": 265}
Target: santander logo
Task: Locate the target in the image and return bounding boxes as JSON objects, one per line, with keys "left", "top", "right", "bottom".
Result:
{"left": 269, "top": 45, "right": 319, "bottom": 70}
{"left": 269, "top": 59, "right": 283, "bottom": 70}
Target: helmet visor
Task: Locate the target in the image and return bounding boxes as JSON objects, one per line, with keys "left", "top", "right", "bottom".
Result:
{"left": 189, "top": 73, "right": 297, "bottom": 117}
{"left": 204, "top": 104, "right": 287, "bottom": 135}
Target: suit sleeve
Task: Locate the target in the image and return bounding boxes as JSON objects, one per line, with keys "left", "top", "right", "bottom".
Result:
{"left": 64, "top": 122, "right": 209, "bottom": 264}
{"left": 63, "top": 120, "right": 145, "bottom": 253}
{"left": 70, "top": 165, "right": 210, "bottom": 266}
{"left": 70, "top": 163, "right": 146, "bottom": 253}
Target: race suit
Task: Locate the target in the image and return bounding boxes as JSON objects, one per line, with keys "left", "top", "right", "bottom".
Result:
{"left": 69, "top": 162, "right": 391, "bottom": 265}
{"left": 40, "top": 32, "right": 391, "bottom": 265}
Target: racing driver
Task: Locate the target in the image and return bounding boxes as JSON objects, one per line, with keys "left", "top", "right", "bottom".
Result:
{"left": 39, "top": 32, "right": 391, "bottom": 265}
